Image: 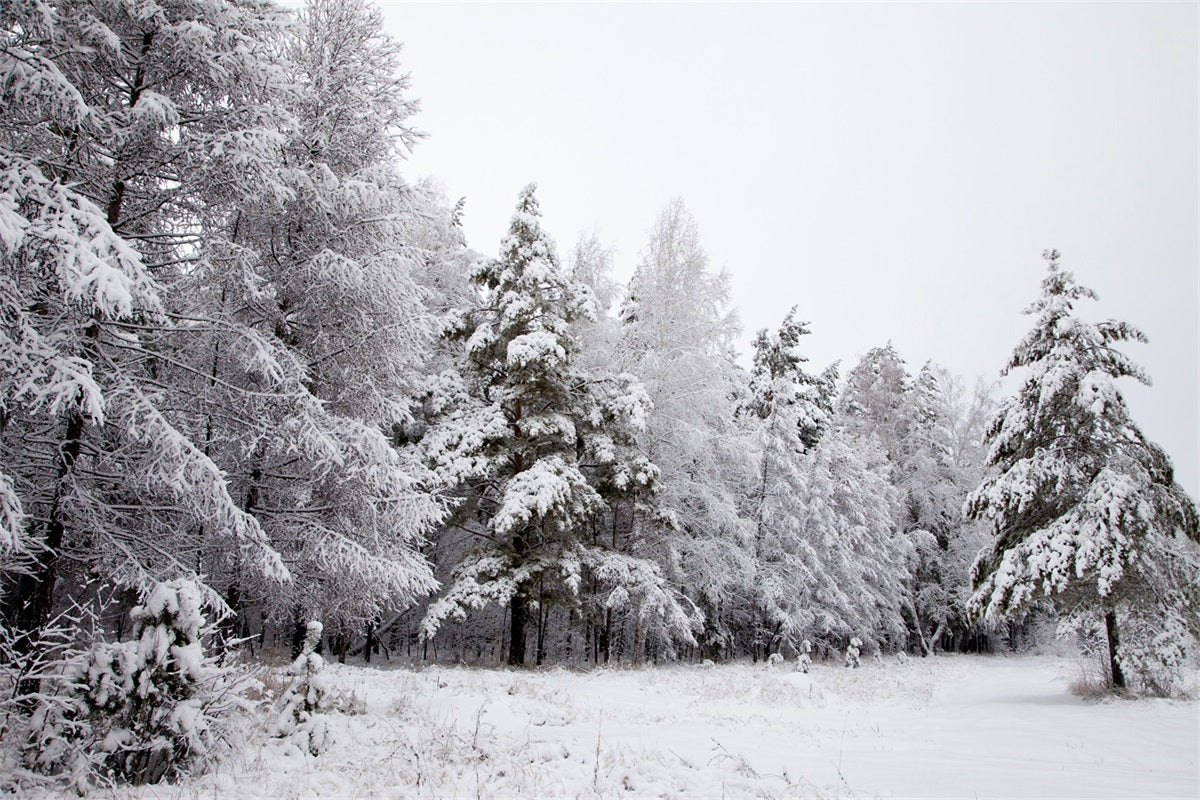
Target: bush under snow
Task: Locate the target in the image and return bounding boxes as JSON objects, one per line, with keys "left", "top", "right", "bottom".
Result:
{"left": 20, "top": 580, "right": 250, "bottom": 789}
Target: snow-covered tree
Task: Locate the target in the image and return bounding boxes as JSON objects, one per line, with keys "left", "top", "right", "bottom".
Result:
{"left": 738, "top": 309, "right": 834, "bottom": 657}
{"left": 569, "top": 231, "right": 620, "bottom": 320}
{"left": 837, "top": 347, "right": 997, "bottom": 654}
{"left": 420, "top": 185, "right": 695, "bottom": 665}
{"left": 164, "top": 0, "right": 448, "bottom": 643}
{"left": 793, "top": 425, "right": 911, "bottom": 651}
{"left": 894, "top": 364, "right": 973, "bottom": 653}
{"left": 966, "top": 251, "right": 1200, "bottom": 693}
{"left": 0, "top": 0, "right": 290, "bottom": 698}
{"left": 618, "top": 199, "right": 754, "bottom": 657}
{"left": 271, "top": 620, "right": 330, "bottom": 756}
{"left": 24, "top": 580, "right": 246, "bottom": 786}
{"left": 838, "top": 343, "right": 913, "bottom": 465}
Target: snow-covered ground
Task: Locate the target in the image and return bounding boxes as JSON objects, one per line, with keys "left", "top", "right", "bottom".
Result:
{"left": 95, "top": 654, "right": 1196, "bottom": 799}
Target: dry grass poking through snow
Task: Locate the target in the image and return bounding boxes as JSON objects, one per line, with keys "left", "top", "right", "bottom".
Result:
{"left": 71, "top": 654, "right": 1198, "bottom": 799}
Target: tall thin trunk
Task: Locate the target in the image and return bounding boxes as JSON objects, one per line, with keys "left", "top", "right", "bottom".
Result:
{"left": 7, "top": 408, "right": 86, "bottom": 700}
{"left": 507, "top": 403, "right": 528, "bottom": 667}
{"left": 221, "top": 466, "right": 259, "bottom": 650}
{"left": 535, "top": 599, "right": 547, "bottom": 666}
{"left": 603, "top": 607, "right": 612, "bottom": 664}
{"left": 364, "top": 620, "right": 375, "bottom": 664}
{"left": 290, "top": 608, "right": 307, "bottom": 660}
{"left": 508, "top": 592, "right": 528, "bottom": 666}
{"left": 1105, "top": 610, "right": 1125, "bottom": 690}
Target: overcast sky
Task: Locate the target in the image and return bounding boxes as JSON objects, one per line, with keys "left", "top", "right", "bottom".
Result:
{"left": 378, "top": 1, "right": 1198, "bottom": 498}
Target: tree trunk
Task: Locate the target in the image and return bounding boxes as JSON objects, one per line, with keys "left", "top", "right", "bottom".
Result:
{"left": 6, "top": 406, "right": 86, "bottom": 701}
{"left": 508, "top": 524, "right": 530, "bottom": 666}
{"left": 508, "top": 593, "right": 528, "bottom": 666}
{"left": 603, "top": 607, "right": 612, "bottom": 664}
{"left": 905, "top": 599, "right": 932, "bottom": 656}
{"left": 535, "top": 601, "right": 547, "bottom": 666}
{"left": 290, "top": 610, "right": 307, "bottom": 660}
{"left": 928, "top": 619, "right": 948, "bottom": 656}
{"left": 1104, "top": 610, "right": 1125, "bottom": 690}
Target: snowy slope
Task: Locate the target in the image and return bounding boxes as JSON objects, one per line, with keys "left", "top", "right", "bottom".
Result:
{"left": 91, "top": 654, "right": 1196, "bottom": 799}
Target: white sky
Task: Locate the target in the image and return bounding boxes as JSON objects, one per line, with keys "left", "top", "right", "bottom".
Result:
{"left": 378, "top": 1, "right": 1198, "bottom": 499}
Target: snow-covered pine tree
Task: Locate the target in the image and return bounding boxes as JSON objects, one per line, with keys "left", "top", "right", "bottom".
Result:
{"left": 966, "top": 251, "right": 1200, "bottom": 693}
{"left": 24, "top": 580, "right": 245, "bottom": 786}
{"left": 895, "top": 363, "right": 972, "bottom": 654}
{"left": 565, "top": 231, "right": 689, "bottom": 664}
{"left": 271, "top": 620, "right": 330, "bottom": 756}
{"left": 838, "top": 343, "right": 913, "bottom": 464}
{"left": 420, "top": 185, "right": 695, "bottom": 665}
{"left": 838, "top": 347, "right": 993, "bottom": 654}
{"left": 739, "top": 308, "right": 834, "bottom": 658}
{"left": 936, "top": 371, "right": 997, "bottom": 652}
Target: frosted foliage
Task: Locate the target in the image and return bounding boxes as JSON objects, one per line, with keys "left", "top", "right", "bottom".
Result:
{"left": 492, "top": 458, "right": 600, "bottom": 537}
{"left": 581, "top": 547, "right": 701, "bottom": 650}
{"left": 0, "top": 163, "right": 160, "bottom": 425}
{"left": 507, "top": 330, "right": 567, "bottom": 370}
{"left": 107, "top": 383, "right": 288, "bottom": 584}
{"left": 0, "top": 0, "right": 321, "bottom": 633}
{"left": 24, "top": 580, "right": 246, "bottom": 786}
{"left": 420, "top": 400, "right": 510, "bottom": 487}
{"left": 793, "top": 429, "right": 911, "bottom": 647}
{"left": 120, "top": 0, "right": 450, "bottom": 628}
{"left": 845, "top": 637, "right": 863, "bottom": 668}
{"left": 740, "top": 308, "right": 845, "bottom": 653}
{"left": 616, "top": 199, "right": 756, "bottom": 653}
{"left": 967, "top": 252, "right": 1200, "bottom": 693}
{"left": 0, "top": 471, "right": 26, "bottom": 555}
{"left": 603, "top": 376, "right": 652, "bottom": 432}
{"left": 421, "top": 553, "right": 523, "bottom": 639}
{"left": 272, "top": 621, "right": 331, "bottom": 756}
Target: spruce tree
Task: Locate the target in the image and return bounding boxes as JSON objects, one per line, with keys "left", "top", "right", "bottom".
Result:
{"left": 966, "top": 251, "right": 1199, "bottom": 692}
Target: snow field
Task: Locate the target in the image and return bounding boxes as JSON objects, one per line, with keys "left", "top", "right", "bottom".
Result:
{"left": 88, "top": 654, "right": 1196, "bottom": 799}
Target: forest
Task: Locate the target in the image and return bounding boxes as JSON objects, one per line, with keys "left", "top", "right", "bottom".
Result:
{"left": 1, "top": 0, "right": 1197, "bottom": 793}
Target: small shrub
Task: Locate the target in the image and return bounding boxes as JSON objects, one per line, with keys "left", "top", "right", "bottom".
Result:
{"left": 23, "top": 579, "right": 249, "bottom": 787}
{"left": 270, "top": 620, "right": 331, "bottom": 755}
{"left": 797, "top": 640, "right": 812, "bottom": 674}
{"left": 844, "top": 637, "right": 862, "bottom": 669}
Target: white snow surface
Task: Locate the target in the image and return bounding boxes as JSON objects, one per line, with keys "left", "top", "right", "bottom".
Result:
{"left": 84, "top": 654, "right": 1195, "bottom": 799}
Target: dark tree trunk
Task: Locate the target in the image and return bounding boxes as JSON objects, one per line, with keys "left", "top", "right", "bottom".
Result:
{"left": 6, "top": 406, "right": 86, "bottom": 701}
{"left": 1105, "top": 610, "right": 1126, "bottom": 690}
{"left": 508, "top": 522, "right": 531, "bottom": 666}
{"left": 603, "top": 607, "right": 612, "bottom": 664}
{"left": 535, "top": 600, "right": 547, "bottom": 666}
{"left": 290, "top": 610, "right": 307, "bottom": 660}
{"left": 364, "top": 620, "right": 376, "bottom": 664}
{"left": 508, "top": 593, "right": 528, "bottom": 666}
{"left": 223, "top": 467, "right": 260, "bottom": 650}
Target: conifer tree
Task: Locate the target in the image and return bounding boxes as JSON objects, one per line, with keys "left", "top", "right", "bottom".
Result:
{"left": 420, "top": 185, "right": 695, "bottom": 665}
{"left": 740, "top": 308, "right": 832, "bottom": 657}
{"left": 966, "top": 251, "right": 1200, "bottom": 692}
